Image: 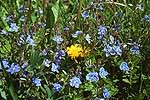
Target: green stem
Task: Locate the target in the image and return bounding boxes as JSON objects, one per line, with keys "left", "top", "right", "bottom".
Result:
{"left": 76, "top": 0, "right": 83, "bottom": 28}
{"left": 43, "top": 0, "right": 47, "bottom": 17}
{"left": 139, "top": 66, "right": 143, "bottom": 93}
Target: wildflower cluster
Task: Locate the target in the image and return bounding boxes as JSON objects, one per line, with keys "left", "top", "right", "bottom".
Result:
{"left": 104, "top": 39, "right": 122, "bottom": 57}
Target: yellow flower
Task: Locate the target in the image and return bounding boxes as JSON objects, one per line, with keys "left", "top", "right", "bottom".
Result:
{"left": 66, "top": 44, "right": 90, "bottom": 63}
{"left": 66, "top": 44, "right": 83, "bottom": 60}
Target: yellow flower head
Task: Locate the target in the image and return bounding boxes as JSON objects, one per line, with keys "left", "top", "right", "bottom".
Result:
{"left": 66, "top": 44, "right": 84, "bottom": 60}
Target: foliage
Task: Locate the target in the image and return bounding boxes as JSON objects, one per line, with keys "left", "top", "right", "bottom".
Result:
{"left": 0, "top": 0, "right": 150, "bottom": 100}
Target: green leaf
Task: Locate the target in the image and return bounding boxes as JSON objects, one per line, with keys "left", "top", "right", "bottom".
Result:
{"left": 122, "top": 78, "right": 131, "bottom": 84}
{"left": 20, "top": 78, "right": 27, "bottom": 81}
{"left": 105, "top": 84, "right": 119, "bottom": 97}
{"left": 51, "top": 0, "right": 60, "bottom": 23}
{"left": 9, "top": 82, "right": 18, "bottom": 100}
{"left": 129, "top": 93, "right": 145, "bottom": 100}
{"left": 31, "top": 15, "right": 37, "bottom": 23}
{"left": 46, "top": 5, "right": 55, "bottom": 30}
{"left": 40, "top": 86, "right": 46, "bottom": 94}
{"left": 0, "top": 80, "right": 2, "bottom": 86}
{"left": 0, "top": 90, "right": 7, "bottom": 100}
{"left": 44, "top": 85, "right": 53, "bottom": 100}
{"left": 84, "top": 83, "right": 94, "bottom": 91}
{"left": 0, "top": 37, "right": 11, "bottom": 58}
{"left": 29, "top": 49, "right": 42, "bottom": 70}
{"left": 46, "top": 0, "right": 60, "bottom": 30}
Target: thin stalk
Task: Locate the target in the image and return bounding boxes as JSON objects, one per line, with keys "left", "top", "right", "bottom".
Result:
{"left": 103, "top": 1, "right": 132, "bottom": 8}
{"left": 139, "top": 66, "right": 143, "bottom": 93}
{"left": 43, "top": 0, "right": 47, "bottom": 18}
{"left": 76, "top": 0, "right": 83, "bottom": 28}
{"left": 27, "top": 0, "right": 32, "bottom": 23}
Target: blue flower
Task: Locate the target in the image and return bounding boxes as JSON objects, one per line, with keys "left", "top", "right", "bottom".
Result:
{"left": 43, "top": 59, "right": 51, "bottom": 67}
{"left": 113, "top": 45, "right": 122, "bottom": 56}
{"left": 97, "top": 25, "right": 107, "bottom": 39}
{"left": 109, "top": 48, "right": 116, "bottom": 56}
{"left": 26, "top": 35, "right": 35, "bottom": 46}
{"left": 6, "top": 16, "right": 13, "bottom": 24}
{"left": 32, "top": 77, "right": 41, "bottom": 87}
{"left": 86, "top": 72, "right": 99, "bottom": 82}
{"left": 142, "top": 15, "right": 150, "bottom": 21}
{"left": 53, "top": 83, "right": 62, "bottom": 92}
{"left": 51, "top": 63, "right": 59, "bottom": 73}
{"left": 20, "top": 34, "right": 26, "bottom": 41}
{"left": 22, "top": 70, "right": 29, "bottom": 78}
{"left": 19, "top": 5, "right": 26, "bottom": 13}
{"left": 6, "top": 63, "right": 20, "bottom": 74}
{"left": 54, "top": 50, "right": 65, "bottom": 65}
{"left": 103, "top": 88, "right": 110, "bottom": 98}
{"left": 136, "top": 4, "right": 144, "bottom": 11}
{"left": 41, "top": 49, "right": 47, "bottom": 56}
{"left": 38, "top": 8, "right": 43, "bottom": 15}
{"left": 96, "top": 4, "right": 104, "bottom": 11}
{"left": 103, "top": 43, "right": 112, "bottom": 57}
{"left": 37, "top": 22, "right": 46, "bottom": 28}
{"left": 119, "top": 61, "right": 129, "bottom": 73}
{"left": 9, "top": 23, "right": 19, "bottom": 32}
{"left": 113, "top": 40, "right": 122, "bottom": 56}
{"left": 54, "top": 58, "right": 61, "bottom": 65}
{"left": 130, "top": 45, "right": 140, "bottom": 55}
{"left": 55, "top": 50, "right": 65, "bottom": 59}
{"left": 94, "top": 97, "right": 104, "bottom": 100}
{"left": 104, "top": 40, "right": 122, "bottom": 57}
{"left": 17, "top": 34, "right": 26, "bottom": 45}
{"left": 72, "top": 31, "right": 83, "bottom": 38}
{"left": 99, "top": 67, "right": 108, "bottom": 78}
{"left": 21, "top": 62, "right": 28, "bottom": 69}
{"left": 64, "top": 27, "right": 70, "bottom": 31}
{"left": 20, "top": 16, "right": 25, "bottom": 22}
{"left": 52, "top": 35, "right": 63, "bottom": 44}
{"left": 70, "top": 76, "right": 82, "bottom": 88}
{"left": 98, "top": 25, "right": 107, "bottom": 33}
{"left": 81, "top": 11, "right": 89, "bottom": 19}
{"left": 85, "top": 34, "right": 92, "bottom": 44}
{"left": 112, "top": 25, "right": 120, "bottom": 32}
{"left": 1, "top": 30, "right": 8, "bottom": 35}
{"left": 2, "top": 59, "right": 9, "bottom": 68}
